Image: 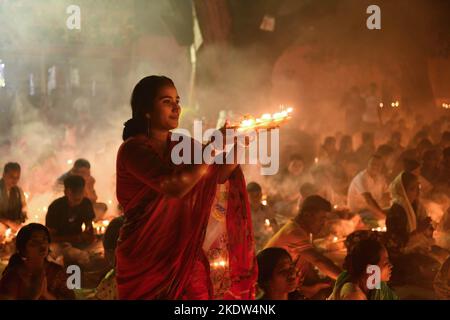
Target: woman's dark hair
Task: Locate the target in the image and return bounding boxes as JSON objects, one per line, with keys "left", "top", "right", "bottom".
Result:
{"left": 257, "top": 247, "right": 292, "bottom": 291}
{"left": 122, "top": 75, "right": 175, "bottom": 141}
{"left": 3, "top": 223, "right": 51, "bottom": 275}
{"left": 401, "top": 171, "right": 418, "bottom": 190}
{"left": 344, "top": 238, "right": 384, "bottom": 281}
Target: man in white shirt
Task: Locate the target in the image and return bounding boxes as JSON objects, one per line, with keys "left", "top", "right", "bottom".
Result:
{"left": 348, "top": 154, "right": 389, "bottom": 222}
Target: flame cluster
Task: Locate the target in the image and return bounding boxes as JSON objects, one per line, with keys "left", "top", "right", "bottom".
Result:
{"left": 233, "top": 106, "right": 293, "bottom": 131}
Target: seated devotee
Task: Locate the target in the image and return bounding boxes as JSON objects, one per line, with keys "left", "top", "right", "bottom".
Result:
{"left": 318, "top": 136, "right": 338, "bottom": 166}
{"left": 386, "top": 171, "right": 443, "bottom": 285}
{"left": 336, "top": 135, "right": 354, "bottom": 163}
{"left": 311, "top": 165, "right": 342, "bottom": 205}
{"left": 272, "top": 154, "right": 313, "bottom": 217}
{"left": 433, "top": 255, "right": 450, "bottom": 300}
{"left": 55, "top": 158, "right": 98, "bottom": 205}
{"left": 94, "top": 215, "right": 124, "bottom": 300}
{"left": 328, "top": 238, "right": 397, "bottom": 300}
{"left": 403, "top": 158, "right": 433, "bottom": 195}
{"left": 387, "top": 131, "right": 404, "bottom": 155}
{"left": 0, "top": 223, "right": 75, "bottom": 300}
{"left": 256, "top": 247, "right": 300, "bottom": 300}
{"left": 354, "top": 132, "right": 376, "bottom": 169}
{"left": 247, "top": 182, "right": 279, "bottom": 252}
{"left": 421, "top": 149, "right": 441, "bottom": 186}
{"left": 375, "top": 144, "right": 396, "bottom": 181}
{"left": 265, "top": 195, "right": 341, "bottom": 299}
{"left": 347, "top": 154, "right": 389, "bottom": 226}
{"left": 46, "top": 175, "right": 96, "bottom": 251}
{"left": 0, "top": 162, "right": 27, "bottom": 233}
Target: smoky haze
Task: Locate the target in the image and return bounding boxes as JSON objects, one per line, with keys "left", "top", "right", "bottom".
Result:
{"left": 0, "top": 0, "right": 449, "bottom": 222}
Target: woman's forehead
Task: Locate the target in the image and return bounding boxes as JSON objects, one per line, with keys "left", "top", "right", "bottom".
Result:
{"left": 157, "top": 85, "right": 178, "bottom": 98}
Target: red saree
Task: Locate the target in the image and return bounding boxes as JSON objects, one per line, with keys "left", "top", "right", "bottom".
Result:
{"left": 115, "top": 135, "right": 257, "bottom": 299}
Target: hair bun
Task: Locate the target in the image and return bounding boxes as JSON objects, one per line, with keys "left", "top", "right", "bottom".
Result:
{"left": 122, "top": 118, "right": 147, "bottom": 141}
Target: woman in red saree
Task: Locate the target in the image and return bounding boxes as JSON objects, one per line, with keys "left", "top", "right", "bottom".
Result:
{"left": 116, "top": 76, "right": 257, "bottom": 299}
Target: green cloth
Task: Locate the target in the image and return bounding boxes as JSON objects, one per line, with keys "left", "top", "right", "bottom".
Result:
{"left": 329, "top": 271, "right": 399, "bottom": 300}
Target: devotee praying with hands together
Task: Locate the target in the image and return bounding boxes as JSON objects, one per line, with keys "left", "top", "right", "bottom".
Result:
{"left": 0, "top": 223, "right": 75, "bottom": 300}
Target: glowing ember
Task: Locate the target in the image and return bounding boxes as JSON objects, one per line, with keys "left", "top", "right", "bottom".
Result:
{"left": 391, "top": 101, "right": 400, "bottom": 108}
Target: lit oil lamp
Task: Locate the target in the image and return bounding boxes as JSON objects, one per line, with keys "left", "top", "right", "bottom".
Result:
{"left": 230, "top": 106, "right": 293, "bottom": 132}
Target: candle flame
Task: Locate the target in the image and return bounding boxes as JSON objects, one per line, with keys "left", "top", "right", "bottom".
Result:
{"left": 81, "top": 223, "right": 86, "bottom": 232}
{"left": 264, "top": 219, "right": 271, "bottom": 227}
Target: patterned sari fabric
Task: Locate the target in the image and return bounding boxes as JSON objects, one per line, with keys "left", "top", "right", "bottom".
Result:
{"left": 115, "top": 135, "right": 256, "bottom": 299}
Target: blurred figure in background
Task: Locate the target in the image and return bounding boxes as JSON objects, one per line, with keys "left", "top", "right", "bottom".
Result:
{"left": 362, "top": 83, "right": 382, "bottom": 131}
{"left": 55, "top": 158, "right": 107, "bottom": 220}
{"left": 347, "top": 154, "right": 389, "bottom": 226}
{"left": 355, "top": 132, "right": 376, "bottom": 169}
{"left": 0, "top": 162, "right": 27, "bottom": 233}
{"left": 247, "top": 182, "right": 279, "bottom": 252}
{"left": 55, "top": 158, "right": 98, "bottom": 205}
{"left": 46, "top": 175, "right": 96, "bottom": 267}
{"left": 336, "top": 135, "right": 354, "bottom": 163}
{"left": 95, "top": 215, "right": 124, "bottom": 300}
{"left": 318, "top": 136, "right": 338, "bottom": 166}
